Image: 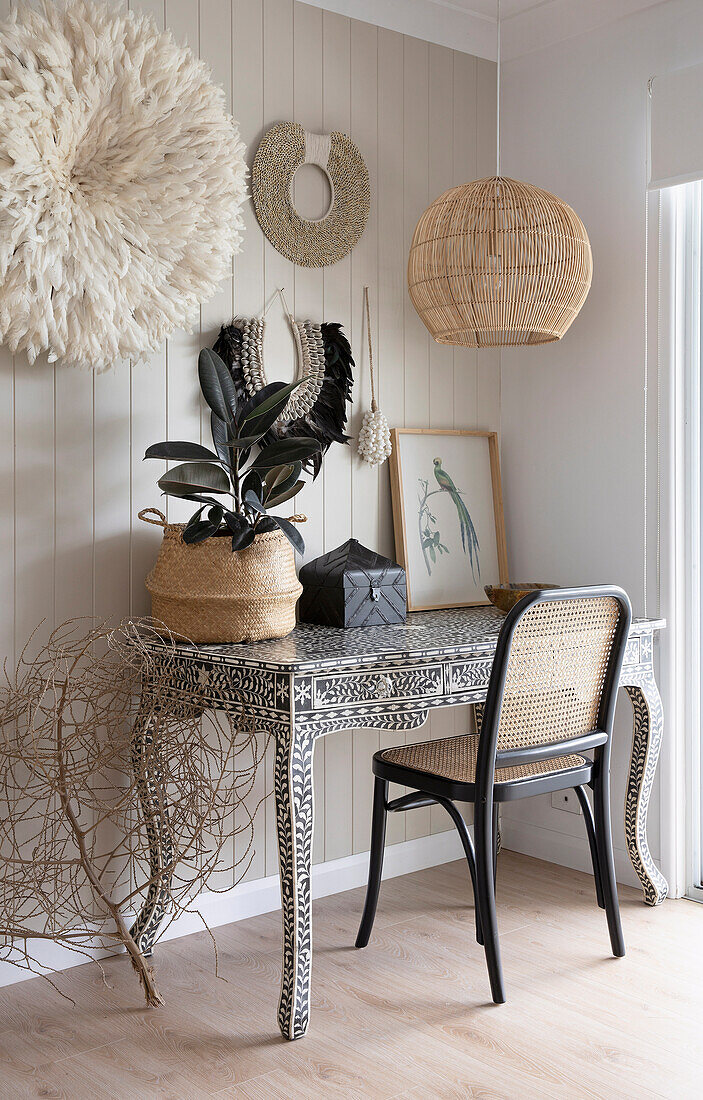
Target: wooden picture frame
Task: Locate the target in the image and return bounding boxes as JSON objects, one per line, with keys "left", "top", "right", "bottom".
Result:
{"left": 389, "top": 428, "right": 508, "bottom": 612}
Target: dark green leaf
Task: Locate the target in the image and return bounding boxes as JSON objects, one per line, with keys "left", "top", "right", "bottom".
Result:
{"left": 263, "top": 462, "right": 302, "bottom": 504}
{"left": 241, "top": 469, "right": 264, "bottom": 501}
{"left": 210, "top": 413, "right": 232, "bottom": 468}
{"left": 251, "top": 438, "right": 322, "bottom": 470}
{"left": 255, "top": 516, "right": 278, "bottom": 533}
{"left": 180, "top": 492, "right": 228, "bottom": 509}
{"left": 184, "top": 505, "right": 205, "bottom": 532}
{"left": 182, "top": 503, "right": 222, "bottom": 544}
{"left": 270, "top": 515, "right": 305, "bottom": 555}
{"left": 243, "top": 489, "right": 265, "bottom": 514}
{"left": 266, "top": 480, "right": 304, "bottom": 507}
{"left": 263, "top": 463, "right": 294, "bottom": 491}
{"left": 231, "top": 526, "right": 256, "bottom": 551}
{"left": 225, "top": 433, "right": 266, "bottom": 449}
{"left": 198, "top": 348, "right": 238, "bottom": 424}
{"left": 183, "top": 521, "right": 220, "bottom": 544}
{"left": 157, "top": 461, "right": 231, "bottom": 497}
{"left": 145, "top": 441, "right": 219, "bottom": 462}
{"left": 223, "top": 510, "right": 249, "bottom": 535}
{"left": 239, "top": 379, "right": 305, "bottom": 436}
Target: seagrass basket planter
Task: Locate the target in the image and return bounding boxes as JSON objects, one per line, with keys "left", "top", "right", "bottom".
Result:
{"left": 140, "top": 509, "right": 302, "bottom": 644}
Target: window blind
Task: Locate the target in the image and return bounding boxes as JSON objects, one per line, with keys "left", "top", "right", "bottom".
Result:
{"left": 649, "top": 61, "right": 703, "bottom": 190}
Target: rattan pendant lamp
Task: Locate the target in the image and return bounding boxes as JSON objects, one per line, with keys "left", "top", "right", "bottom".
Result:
{"left": 407, "top": 3, "right": 592, "bottom": 348}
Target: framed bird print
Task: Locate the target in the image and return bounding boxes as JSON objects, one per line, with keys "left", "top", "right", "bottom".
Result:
{"left": 389, "top": 429, "right": 508, "bottom": 612}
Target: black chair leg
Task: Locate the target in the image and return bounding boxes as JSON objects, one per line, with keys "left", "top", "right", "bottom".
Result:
{"left": 431, "top": 794, "right": 483, "bottom": 944}
{"left": 574, "top": 785, "right": 605, "bottom": 909}
{"left": 492, "top": 803, "right": 499, "bottom": 895}
{"left": 592, "top": 761, "right": 625, "bottom": 958}
{"left": 475, "top": 796, "right": 506, "bottom": 1003}
{"left": 355, "top": 777, "right": 389, "bottom": 949}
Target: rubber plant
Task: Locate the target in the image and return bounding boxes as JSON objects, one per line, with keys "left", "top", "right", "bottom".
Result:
{"left": 145, "top": 348, "right": 321, "bottom": 554}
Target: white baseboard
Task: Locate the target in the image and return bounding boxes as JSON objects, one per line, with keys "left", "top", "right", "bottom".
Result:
{"left": 499, "top": 818, "right": 660, "bottom": 894}
{"left": 0, "top": 829, "right": 465, "bottom": 990}
{"left": 1, "top": 821, "right": 657, "bottom": 991}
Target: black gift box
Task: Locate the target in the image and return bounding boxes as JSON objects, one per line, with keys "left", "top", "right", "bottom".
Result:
{"left": 298, "top": 538, "right": 407, "bottom": 629}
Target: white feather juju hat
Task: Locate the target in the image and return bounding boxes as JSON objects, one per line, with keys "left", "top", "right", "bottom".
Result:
{"left": 0, "top": 0, "right": 248, "bottom": 370}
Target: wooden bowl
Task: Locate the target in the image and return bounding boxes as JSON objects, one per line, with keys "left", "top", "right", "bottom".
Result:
{"left": 484, "top": 583, "right": 558, "bottom": 614}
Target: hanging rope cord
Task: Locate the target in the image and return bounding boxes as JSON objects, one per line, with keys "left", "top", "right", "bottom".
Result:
{"left": 259, "top": 286, "right": 306, "bottom": 382}
{"left": 364, "top": 285, "right": 378, "bottom": 412}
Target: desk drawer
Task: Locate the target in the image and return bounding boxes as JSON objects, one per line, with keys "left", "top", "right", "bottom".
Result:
{"left": 447, "top": 658, "right": 493, "bottom": 693}
{"left": 312, "top": 663, "right": 444, "bottom": 710}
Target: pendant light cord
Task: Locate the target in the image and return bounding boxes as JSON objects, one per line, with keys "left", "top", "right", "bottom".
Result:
{"left": 496, "top": 0, "right": 501, "bottom": 178}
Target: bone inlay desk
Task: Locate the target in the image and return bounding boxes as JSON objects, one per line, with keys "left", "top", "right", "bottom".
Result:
{"left": 130, "top": 606, "right": 666, "bottom": 1040}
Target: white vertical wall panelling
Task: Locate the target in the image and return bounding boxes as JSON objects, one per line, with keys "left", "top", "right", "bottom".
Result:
{"left": 12, "top": 363, "right": 55, "bottom": 658}
{"left": 402, "top": 35, "right": 432, "bottom": 843}
{"left": 321, "top": 11, "right": 353, "bottom": 558}
{"left": 293, "top": 0, "right": 328, "bottom": 866}
{"left": 0, "top": 0, "right": 13, "bottom": 670}
{"left": 261, "top": 0, "right": 297, "bottom": 881}
{"left": 376, "top": 25, "right": 409, "bottom": 846}
{"left": 350, "top": 17, "right": 381, "bottom": 855}
{"left": 476, "top": 58, "right": 501, "bottom": 429}
{"left": 451, "top": 48, "right": 481, "bottom": 767}
{"left": 262, "top": 0, "right": 296, "bottom": 400}
{"left": 163, "top": 0, "right": 202, "bottom": 522}
{"left": 321, "top": 9, "right": 353, "bottom": 864}
{"left": 428, "top": 44, "right": 459, "bottom": 837}
{"left": 199, "top": 0, "right": 234, "bottom": 354}
{"left": 130, "top": 0, "right": 168, "bottom": 617}
{"left": 0, "top": 0, "right": 497, "bottom": 894}
{"left": 200, "top": 0, "right": 237, "bottom": 894}
{"left": 452, "top": 51, "right": 479, "bottom": 431}
{"left": 292, "top": 1, "right": 325, "bottom": 566}
{"left": 86, "top": 0, "right": 129, "bottom": 632}
{"left": 233, "top": 0, "right": 268, "bottom": 887}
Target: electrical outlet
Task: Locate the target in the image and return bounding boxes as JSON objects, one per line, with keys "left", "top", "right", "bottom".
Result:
{"left": 551, "top": 789, "right": 581, "bottom": 815}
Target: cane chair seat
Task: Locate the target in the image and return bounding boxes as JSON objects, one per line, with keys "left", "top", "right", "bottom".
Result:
{"left": 378, "top": 734, "right": 587, "bottom": 787}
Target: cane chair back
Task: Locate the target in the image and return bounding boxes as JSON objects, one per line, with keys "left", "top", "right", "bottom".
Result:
{"left": 495, "top": 595, "right": 623, "bottom": 754}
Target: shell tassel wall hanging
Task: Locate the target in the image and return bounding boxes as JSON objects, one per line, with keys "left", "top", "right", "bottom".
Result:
{"left": 357, "top": 287, "right": 391, "bottom": 468}
{"left": 213, "top": 289, "right": 354, "bottom": 478}
{"left": 0, "top": 0, "right": 247, "bottom": 370}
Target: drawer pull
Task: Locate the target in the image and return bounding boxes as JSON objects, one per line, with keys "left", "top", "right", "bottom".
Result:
{"left": 376, "top": 675, "right": 393, "bottom": 699}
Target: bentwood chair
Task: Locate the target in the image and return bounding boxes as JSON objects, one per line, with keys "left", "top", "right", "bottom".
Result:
{"left": 355, "top": 585, "right": 632, "bottom": 1004}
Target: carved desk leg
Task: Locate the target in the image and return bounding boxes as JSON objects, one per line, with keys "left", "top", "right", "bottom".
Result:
{"left": 624, "top": 674, "right": 669, "bottom": 906}
{"left": 274, "top": 719, "right": 315, "bottom": 1040}
{"left": 129, "top": 704, "right": 174, "bottom": 955}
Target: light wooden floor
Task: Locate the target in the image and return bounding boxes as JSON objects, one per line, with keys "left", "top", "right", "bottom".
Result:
{"left": 0, "top": 851, "right": 701, "bottom": 1099}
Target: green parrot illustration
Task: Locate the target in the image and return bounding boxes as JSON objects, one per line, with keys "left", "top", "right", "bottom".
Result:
{"left": 433, "top": 457, "right": 480, "bottom": 581}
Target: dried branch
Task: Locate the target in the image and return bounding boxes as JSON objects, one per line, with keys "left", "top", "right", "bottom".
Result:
{"left": 0, "top": 618, "right": 269, "bottom": 1007}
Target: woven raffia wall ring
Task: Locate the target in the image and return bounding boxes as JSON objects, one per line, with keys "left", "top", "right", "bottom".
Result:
{"left": 0, "top": 0, "right": 247, "bottom": 370}
{"left": 252, "top": 122, "right": 370, "bottom": 267}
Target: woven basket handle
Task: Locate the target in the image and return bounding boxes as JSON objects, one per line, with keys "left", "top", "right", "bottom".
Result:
{"left": 138, "top": 507, "right": 168, "bottom": 528}
{"left": 286, "top": 514, "right": 307, "bottom": 524}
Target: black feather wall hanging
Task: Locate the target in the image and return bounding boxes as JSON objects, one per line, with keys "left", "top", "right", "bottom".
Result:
{"left": 213, "top": 289, "right": 353, "bottom": 479}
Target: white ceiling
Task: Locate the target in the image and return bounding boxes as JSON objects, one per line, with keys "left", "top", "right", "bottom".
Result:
{"left": 303, "top": 0, "right": 672, "bottom": 60}
{"left": 438, "top": 1, "right": 556, "bottom": 19}
{"left": 435, "top": 0, "right": 662, "bottom": 23}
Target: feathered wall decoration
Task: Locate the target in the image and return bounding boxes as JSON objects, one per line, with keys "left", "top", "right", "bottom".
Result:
{"left": 214, "top": 300, "right": 354, "bottom": 478}
{"left": 0, "top": 0, "right": 248, "bottom": 370}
